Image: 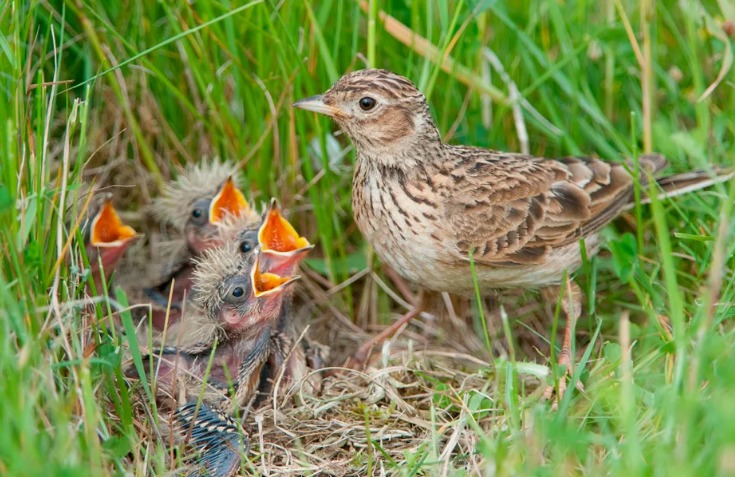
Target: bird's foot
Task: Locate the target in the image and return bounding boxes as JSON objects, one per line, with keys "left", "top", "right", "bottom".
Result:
{"left": 541, "top": 360, "right": 584, "bottom": 411}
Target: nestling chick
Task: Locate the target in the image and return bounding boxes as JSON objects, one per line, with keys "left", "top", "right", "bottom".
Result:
{"left": 127, "top": 245, "right": 298, "bottom": 477}
{"left": 253, "top": 199, "right": 325, "bottom": 400}
{"left": 138, "top": 244, "right": 298, "bottom": 395}
{"left": 153, "top": 160, "right": 250, "bottom": 254}
{"left": 142, "top": 162, "right": 257, "bottom": 330}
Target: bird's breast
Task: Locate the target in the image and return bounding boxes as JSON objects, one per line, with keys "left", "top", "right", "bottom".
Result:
{"left": 352, "top": 166, "right": 444, "bottom": 285}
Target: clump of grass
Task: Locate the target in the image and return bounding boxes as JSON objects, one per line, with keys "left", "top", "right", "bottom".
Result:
{"left": 2, "top": 0, "right": 734, "bottom": 475}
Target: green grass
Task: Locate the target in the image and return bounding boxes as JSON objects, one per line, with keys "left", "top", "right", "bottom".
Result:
{"left": 2, "top": 0, "right": 735, "bottom": 475}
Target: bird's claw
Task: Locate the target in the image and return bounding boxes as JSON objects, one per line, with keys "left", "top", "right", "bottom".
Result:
{"left": 541, "top": 364, "right": 584, "bottom": 411}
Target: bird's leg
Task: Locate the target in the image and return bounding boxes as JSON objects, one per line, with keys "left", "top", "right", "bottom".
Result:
{"left": 542, "top": 277, "right": 585, "bottom": 409}
{"left": 382, "top": 264, "right": 418, "bottom": 305}
{"left": 345, "top": 290, "right": 424, "bottom": 370}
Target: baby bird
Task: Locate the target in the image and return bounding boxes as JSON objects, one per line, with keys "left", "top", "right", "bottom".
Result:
{"left": 294, "top": 69, "right": 733, "bottom": 399}
{"left": 141, "top": 162, "right": 256, "bottom": 330}
{"left": 141, "top": 245, "right": 298, "bottom": 407}
{"left": 153, "top": 160, "right": 250, "bottom": 255}
{"left": 253, "top": 199, "right": 325, "bottom": 400}
{"left": 160, "top": 199, "right": 320, "bottom": 401}
{"left": 128, "top": 244, "right": 298, "bottom": 477}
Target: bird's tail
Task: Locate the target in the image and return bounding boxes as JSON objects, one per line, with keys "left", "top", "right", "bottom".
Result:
{"left": 632, "top": 153, "right": 733, "bottom": 205}
{"left": 652, "top": 167, "right": 734, "bottom": 201}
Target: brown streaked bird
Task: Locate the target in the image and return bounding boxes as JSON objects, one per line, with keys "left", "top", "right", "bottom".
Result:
{"left": 294, "top": 68, "right": 733, "bottom": 400}
{"left": 128, "top": 245, "right": 299, "bottom": 477}
{"left": 81, "top": 197, "right": 139, "bottom": 294}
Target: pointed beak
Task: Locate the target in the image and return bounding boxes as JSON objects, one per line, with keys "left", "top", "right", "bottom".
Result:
{"left": 209, "top": 177, "right": 248, "bottom": 224}
{"left": 90, "top": 200, "right": 138, "bottom": 247}
{"left": 258, "top": 199, "right": 311, "bottom": 253}
{"left": 250, "top": 251, "right": 300, "bottom": 298}
{"left": 293, "top": 94, "right": 345, "bottom": 118}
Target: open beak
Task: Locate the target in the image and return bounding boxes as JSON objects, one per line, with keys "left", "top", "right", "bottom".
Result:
{"left": 250, "top": 251, "right": 300, "bottom": 298}
{"left": 258, "top": 199, "right": 313, "bottom": 275}
{"left": 90, "top": 200, "right": 138, "bottom": 247}
{"left": 209, "top": 177, "right": 249, "bottom": 224}
{"left": 258, "top": 199, "right": 312, "bottom": 253}
{"left": 292, "top": 94, "right": 346, "bottom": 118}
{"left": 259, "top": 247, "right": 312, "bottom": 278}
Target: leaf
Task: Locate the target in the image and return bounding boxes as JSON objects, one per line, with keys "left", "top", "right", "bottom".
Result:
{"left": 305, "top": 249, "right": 368, "bottom": 276}
{"left": 101, "top": 435, "right": 132, "bottom": 459}
{"left": 609, "top": 232, "right": 637, "bottom": 282}
{"left": 0, "top": 183, "right": 12, "bottom": 213}
{"left": 603, "top": 342, "right": 622, "bottom": 363}
{"left": 431, "top": 382, "right": 453, "bottom": 409}
{"left": 467, "top": 390, "right": 493, "bottom": 420}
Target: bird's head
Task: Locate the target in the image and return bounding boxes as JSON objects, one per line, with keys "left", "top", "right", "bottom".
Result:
{"left": 154, "top": 161, "right": 251, "bottom": 255}
{"left": 215, "top": 208, "right": 263, "bottom": 258}
{"left": 193, "top": 243, "right": 298, "bottom": 335}
{"left": 184, "top": 177, "right": 250, "bottom": 254}
{"left": 293, "top": 69, "right": 441, "bottom": 165}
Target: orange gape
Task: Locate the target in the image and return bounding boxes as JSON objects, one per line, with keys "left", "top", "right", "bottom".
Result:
{"left": 259, "top": 205, "right": 310, "bottom": 253}
{"left": 250, "top": 252, "right": 296, "bottom": 297}
{"left": 209, "top": 177, "right": 249, "bottom": 223}
{"left": 253, "top": 269, "right": 290, "bottom": 296}
{"left": 91, "top": 201, "right": 137, "bottom": 246}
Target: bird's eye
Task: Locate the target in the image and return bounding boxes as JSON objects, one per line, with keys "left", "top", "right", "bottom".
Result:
{"left": 231, "top": 286, "right": 244, "bottom": 298}
{"left": 239, "top": 240, "right": 253, "bottom": 254}
{"left": 359, "top": 97, "right": 376, "bottom": 111}
{"left": 188, "top": 199, "right": 211, "bottom": 227}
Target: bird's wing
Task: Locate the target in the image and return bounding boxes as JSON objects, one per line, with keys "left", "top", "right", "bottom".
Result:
{"left": 443, "top": 148, "right": 647, "bottom": 266}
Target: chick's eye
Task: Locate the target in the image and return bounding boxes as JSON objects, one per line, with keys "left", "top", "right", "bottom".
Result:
{"left": 191, "top": 208, "right": 203, "bottom": 219}
{"left": 239, "top": 240, "right": 253, "bottom": 254}
{"left": 359, "top": 97, "right": 376, "bottom": 111}
{"left": 231, "top": 286, "right": 244, "bottom": 298}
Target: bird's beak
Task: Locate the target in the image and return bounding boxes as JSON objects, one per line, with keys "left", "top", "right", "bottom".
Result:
{"left": 258, "top": 198, "right": 312, "bottom": 254}
{"left": 90, "top": 200, "right": 138, "bottom": 248}
{"left": 257, "top": 200, "right": 313, "bottom": 276}
{"left": 259, "top": 247, "right": 312, "bottom": 278}
{"left": 293, "top": 94, "right": 345, "bottom": 118}
{"left": 209, "top": 177, "right": 249, "bottom": 224}
{"left": 250, "top": 251, "right": 300, "bottom": 298}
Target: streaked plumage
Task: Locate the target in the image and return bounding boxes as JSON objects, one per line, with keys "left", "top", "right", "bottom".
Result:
{"left": 294, "top": 68, "right": 733, "bottom": 388}
{"left": 295, "top": 69, "right": 732, "bottom": 294}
